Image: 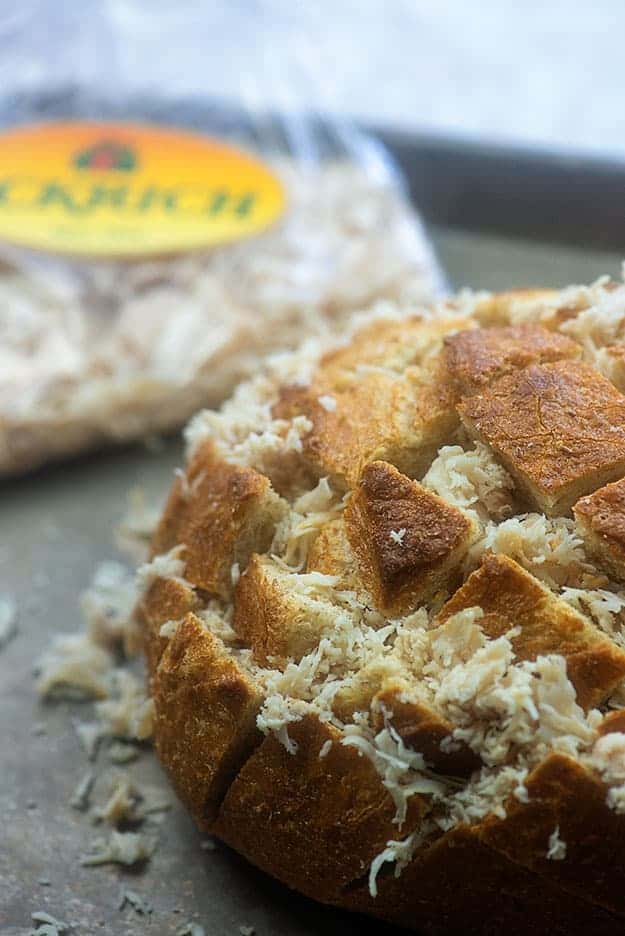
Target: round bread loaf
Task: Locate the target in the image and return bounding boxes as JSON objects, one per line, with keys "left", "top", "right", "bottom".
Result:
{"left": 138, "top": 281, "right": 625, "bottom": 934}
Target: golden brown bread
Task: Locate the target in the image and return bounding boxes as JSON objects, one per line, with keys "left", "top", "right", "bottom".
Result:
{"left": 274, "top": 365, "right": 458, "bottom": 491}
{"left": 459, "top": 360, "right": 625, "bottom": 515}
{"left": 272, "top": 315, "right": 469, "bottom": 489}
{"left": 302, "top": 314, "right": 474, "bottom": 386}
{"left": 151, "top": 440, "right": 287, "bottom": 599}
{"left": 138, "top": 575, "right": 200, "bottom": 677}
{"left": 232, "top": 553, "right": 343, "bottom": 666}
{"left": 444, "top": 323, "right": 581, "bottom": 396}
{"left": 140, "top": 285, "right": 625, "bottom": 933}
{"left": 342, "top": 824, "right": 621, "bottom": 936}
{"left": 574, "top": 477, "right": 625, "bottom": 582}
{"left": 344, "top": 461, "right": 479, "bottom": 615}
{"left": 305, "top": 515, "right": 362, "bottom": 587}
{"left": 478, "top": 753, "right": 625, "bottom": 916}
{"left": 152, "top": 613, "right": 263, "bottom": 829}
{"left": 437, "top": 553, "right": 625, "bottom": 709}
{"left": 303, "top": 461, "right": 479, "bottom": 619}
{"left": 214, "top": 714, "right": 428, "bottom": 902}
{"left": 598, "top": 708, "right": 625, "bottom": 736}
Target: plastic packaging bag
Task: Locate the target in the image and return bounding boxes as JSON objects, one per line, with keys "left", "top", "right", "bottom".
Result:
{"left": 0, "top": 4, "right": 445, "bottom": 476}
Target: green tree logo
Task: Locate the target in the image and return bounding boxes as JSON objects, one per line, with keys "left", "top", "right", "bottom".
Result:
{"left": 73, "top": 140, "right": 137, "bottom": 172}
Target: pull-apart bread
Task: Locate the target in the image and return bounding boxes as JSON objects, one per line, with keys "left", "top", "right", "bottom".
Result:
{"left": 138, "top": 278, "right": 625, "bottom": 934}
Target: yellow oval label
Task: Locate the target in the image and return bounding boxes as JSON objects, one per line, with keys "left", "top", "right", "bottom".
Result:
{"left": 0, "top": 121, "right": 286, "bottom": 257}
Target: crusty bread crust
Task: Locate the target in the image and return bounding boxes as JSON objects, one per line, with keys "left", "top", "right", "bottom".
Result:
{"left": 232, "top": 553, "right": 341, "bottom": 665}
{"left": 459, "top": 361, "right": 625, "bottom": 516}
{"left": 152, "top": 440, "right": 287, "bottom": 599}
{"left": 345, "top": 461, "right": 478, "bottom": 615}
{"left": 272, "top": 315, "right": 469, "bottom": 489}
{"left": 141, "top": 286, "right": 625, "bottom": 933}
{"left": 575, "top": 477, "right": 625, "bottom": 582}
{"left": 342, "top": 824, "right": 621, "bottom": 936}
{"left": 214, "top": 714, "right": 428, "bottom": 902}
{"left": 138, "top": 576, "right": 200, "bottom": 677}
{"left": 152, "top": 613, "right": 263, "bottom": 829}
{"left": 437, "top": 553, "right": 625, "bottom": 710}
{"left": 444, "top": 323, "right": 581, "bottom": 397}
{"left": 478, "top": 753, "right": 625, "bottom": 916}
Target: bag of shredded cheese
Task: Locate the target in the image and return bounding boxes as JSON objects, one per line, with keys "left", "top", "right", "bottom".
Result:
{"left": 0, "top": 6, "right": 444, "bottom": 476}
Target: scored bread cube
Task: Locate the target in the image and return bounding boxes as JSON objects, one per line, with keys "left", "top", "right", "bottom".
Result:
{"left": 306, "top": 516, "right": 359, "bottom": 584}
{"left": 478, "top": 752, "right": 625, "bottom": 918}
{"left": 214, "top": 714, "right": 429, "bottom": 902}
{"left": 371, "top": 680, "right": 481, "bottom": 776}
{"left": 153, "top": 613, "right": 263, "bottom": 829}
{"left": 458, "top": 361, "right": 625, "bottom": 516}
{"left": 138, "top": 576, "right": 200, "bottom": 676}
{"left": 273, "top": 316, "right": 470, "bottom": 490}
{"left": 444, "top": 324, "right": 581, "bottom": 397}
{"left": 305, "top": 516, "right": 376, "bottom": 613}
{"left": 342, "top": 820, "right": 620, "bottom": 935}
{"left": 333, "top": 667, "right": 479, "bottom": 777}
{"left": 344, "top": 461, "right": 479, "bottom": 616}
{"left": 310, "top": 313, "right": 475, "bottom": 386}
{"left": 305, "top": 461, "right": 479, "bottom": 617}
{"left": 574, "top": 478, "right": 625, "bottom": 583}
{"left": 232, "top": 554, "right": 348, "bottom": 666}
{"left": 274, "top": 361, "right": 459, "bottom": 491}
{"left": 150, "top": 440, "right": 287, "bottom": 600}
{"left": 437, "top": 553, "right": 625, "bottom": 709}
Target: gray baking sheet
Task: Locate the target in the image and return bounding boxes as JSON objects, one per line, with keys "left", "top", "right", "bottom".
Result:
{"left": 1, "top": 228, "right": 623, "bottom": 935}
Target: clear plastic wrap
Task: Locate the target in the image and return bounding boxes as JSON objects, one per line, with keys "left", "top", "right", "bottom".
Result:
{"left": 0, "top": 5, "right": 445, "bottom": 476}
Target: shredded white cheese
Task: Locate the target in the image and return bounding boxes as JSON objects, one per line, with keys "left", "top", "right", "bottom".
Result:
{"left": 95, "top": 671, "right": 155, "bottom": 741}
{"left": 81, "top": 830, "right": 155, "bottom": 867}
{"left": 35, "top": 634, "right": 114, "bottom": 700}
{"left": 176, "top": 923, "right": 206, "bottom": 936}
{"left": 0, "top": 594, "right": 17, "bottom": 649}
{"left": 547, "top": 825, "right": 567, "bottom": 860}
{"left": 80, "top": 560, "right": 140, "bottom": 656}
{"left": 73, "top": 719, "right": 103, "bottom": 760}
{"left": 587, "top": 731, "right": 625, "bottom": 813}
{"left": 423, "top": 442, "right": 515, "bottom": 523}
{"left": 115, "top": 486, "right": 162, "bottom": 562}
{"left": 69, "top": 771, "right": 95, "bottom": 812}
{"left": 470, "top": 513, "right": 592, "bottom": 589}
{"left": 561, "top": 588, "right": 625, "bottom": 647}
{"left": 368, "top": 823, "right": 435, "bottom": 897}
{"left": 159, "top": 619, "right": 181, "bottom": 639}
{"left": 342, "top": 717, "right": 446, "bottom": 827}
{"left": 117, "top": 889, "right": 153, "bottom": 916}
{"left": 136, "top": 544, "right": 189, "bottom": 594}
{"left": 31, "top": 911, "right": 69, "bottom": 934}
{"left": 270, "top": 478, "right": 345, "bottom": 570}
{"left": 317, "top": 394, "right": 337, "bottom": 412}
